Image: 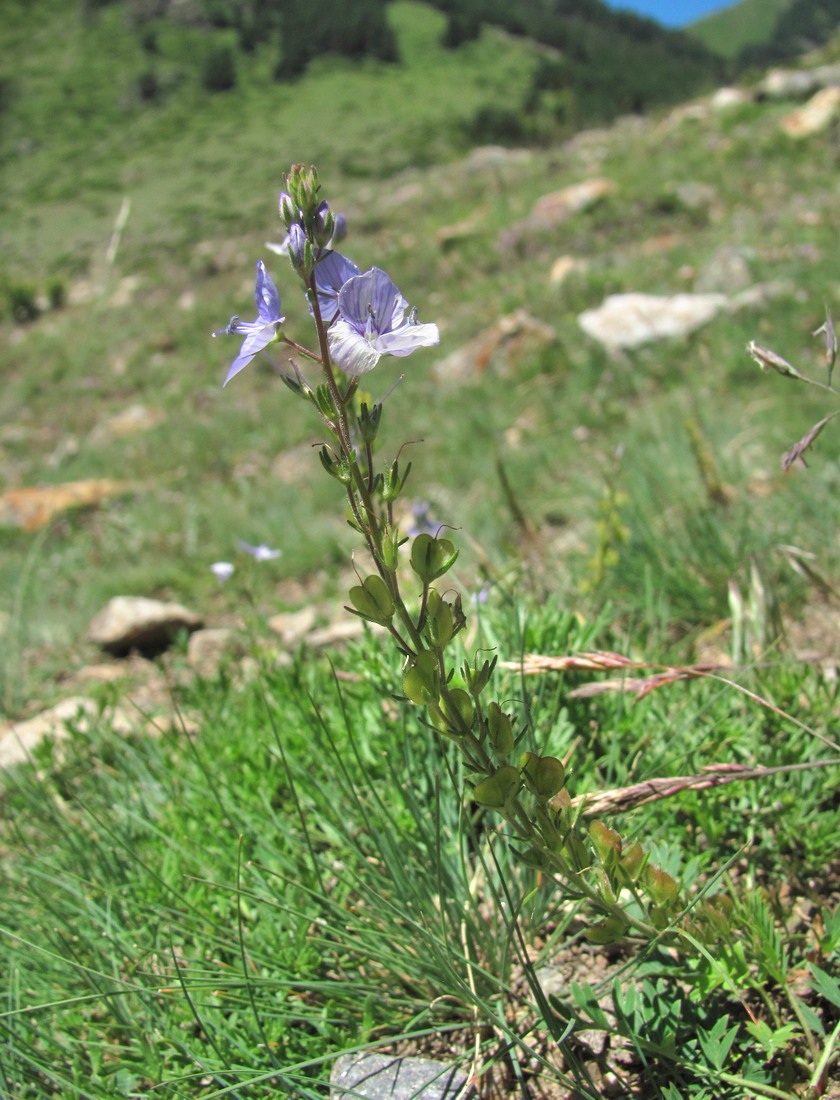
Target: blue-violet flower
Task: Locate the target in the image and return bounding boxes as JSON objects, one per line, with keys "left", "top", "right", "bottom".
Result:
{"left": 312, "top": 250, "right": 361, "bottom": 325}
{"left": 327, "top": 266, "right": 440, "bottom": 375}
{"left": 213, "top": 261, "right": 284, "bottom": 386}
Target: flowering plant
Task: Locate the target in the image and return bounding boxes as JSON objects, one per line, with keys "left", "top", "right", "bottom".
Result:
{"left": 214, "top": 165, "right": 701, "bottom": 946}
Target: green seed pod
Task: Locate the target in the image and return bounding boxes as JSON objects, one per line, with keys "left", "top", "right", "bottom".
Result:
{"left": 584, "top": 916, "right": 628, "bottom": 945}
{"left": 473, "top": 765, "right": 520, "bottom": 810}
{"left": 642, "top": 865, "right": 679, "bottom": 908}
{"left": 430, "top": 687, "right": 474, "bottom": 735}
{"left": 521, "top": 752, "right": 566, "bottom": 799}
{"left": 620, "top": 841, "right": 645, "bottom": 881}
{"left": 348, "top": 575, "right": 395, "bottom": 625}
{"left": 410, "top": 533, "right": 459, "bottom": 583}
{"left": 402, "top": 649, "right": 440, "bottom": 705}
{"left": 589, "top": 819, "right": 622, "bottom": 863}
{"left": 487, "top": 701, "right": 515, "bottom": 755}
{"left": 424, "top": 588, "right": 454, "bottom": 648}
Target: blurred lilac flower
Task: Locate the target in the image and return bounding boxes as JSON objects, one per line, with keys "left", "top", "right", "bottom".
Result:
{"left": 213, "top": 261, "right": 284, "bottom": 386}
{"left": 312, "top": 251, "right": 361, "bottom": 324}
{"left": 239, "top": 540, "right": 282, "bottom": 562}
{"left": 407, "top": 501, "right": 440, "bottom": 537}
{"left": 211, "top": 561, "right": 235, "bottom": 582}
{"left": 327, "top": 267, "right": 440, "bottom": 376}
{"left": 471, "top": 583, "right": 491, "bottom": 606}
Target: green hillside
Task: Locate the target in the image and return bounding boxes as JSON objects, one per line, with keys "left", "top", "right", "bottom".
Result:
{"left": 687, "top": 0, "right": 793, "bottom": 59}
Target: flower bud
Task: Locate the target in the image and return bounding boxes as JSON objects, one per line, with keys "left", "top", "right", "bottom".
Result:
{"left": 278, "top": 190, "right": 298, "bottom": 228}
{"left": 312, "top": 200, "right": 335, "bottom": 249}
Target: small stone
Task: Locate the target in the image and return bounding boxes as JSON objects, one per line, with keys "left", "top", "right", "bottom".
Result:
{"left": 88, "top": 405, "right": 164, "bottom": 446}
{"left": 433, "top": 310, "right": 556, "bottom": 382}
{"left": 0, "top": 479, "right": 138, "bottom": 531}
{"left": 758, "top": 68, "right": 821, "bottom": 100}
{"left": 709, "top": 87, "right": 750, "bottom": 110}
{"left": 0, "top": 697, "right": 133, "bottom": 770}
{"left": 330, "top": 1053, "right": 475, "bottom": 1100}
{"left": 305, "top": 619, "right": 384, "bottom": 648}
{"left": 694, "top": 245, "right": 752, "bottom": 293}
{"left": 780, "top": 86, "right": 840, "bottom": 138}
{"left": 498, "top": 178, "right": 615, "bottom": 253}
{"left": 531, "top": 178, "right": 615, "bottom": 225}
{"left": 187, "top": 628, "right": 240, "bottom": 677}
{"left": 672, "top": 181, "right": 717, "bottom": 212}
{"left": 267, "top": 607, "right": 318, "bottom": 646}
{"left": 549, "top": 255, "right": 586, "bottom": 285}
{"left": 87, "top": 596, "right": 203, "bottom": 657}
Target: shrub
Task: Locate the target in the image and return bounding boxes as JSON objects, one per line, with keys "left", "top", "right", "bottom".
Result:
{"left": 201, "top": 46, "right": 237, "bottom": 93}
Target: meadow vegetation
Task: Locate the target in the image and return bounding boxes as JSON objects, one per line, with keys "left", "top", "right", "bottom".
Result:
{"left": 0, "top": 1, "right": 838, "bottom": 1096}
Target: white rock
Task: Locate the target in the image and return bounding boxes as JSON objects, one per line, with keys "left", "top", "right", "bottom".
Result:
{"left": 578, "top": 293, "right": 728, "bottom": 350}
{"left": 710, "top": 87, "right": 751, "bottom": 110}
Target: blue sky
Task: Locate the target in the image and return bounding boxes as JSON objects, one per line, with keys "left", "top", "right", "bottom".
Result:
{"left": 603, "top": 1, "right": 737, "bottom": 28}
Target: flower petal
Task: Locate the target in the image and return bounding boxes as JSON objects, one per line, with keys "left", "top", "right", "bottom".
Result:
{"left": 313, "top": 251, "right": 361, "bottom": 324}
{"left": 328, "top": 319, "right": 381, "bottom": 375}
{"left": 254, "top": 260, "right": 283, "bottom": 323}
{"left": 337, "top": 268, "right": 406, "bottom": 334}
{"left": 223, "top": 328, "right": 275, "bottom": 386}
{"left": 376, "top": 321, "right": 440, "bottom": 358}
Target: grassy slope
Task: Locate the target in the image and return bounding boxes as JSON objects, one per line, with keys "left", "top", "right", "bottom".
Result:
{"left": 1, "top": 0, "right": 839, "bottom": 697}
{"left": 687, "top": 0, "right": 794, "bottom": 58}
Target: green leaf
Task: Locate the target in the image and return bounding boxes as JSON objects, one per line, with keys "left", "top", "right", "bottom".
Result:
{"left": 809, "top": 964, "right": 840, "bottom": 1009}
{"left": 697, "top": 1015, "right": 739, "bottom": 1070}
{"left": 745, "top": 1019, "right": 799, "bottom": 1058}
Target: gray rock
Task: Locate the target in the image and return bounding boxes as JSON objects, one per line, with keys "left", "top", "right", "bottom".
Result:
{"left": 87, "top": 596, "right": 203, "bottom": 657}
{"left": 330, "top": 1053, "right": 475, "bottom": 1100}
